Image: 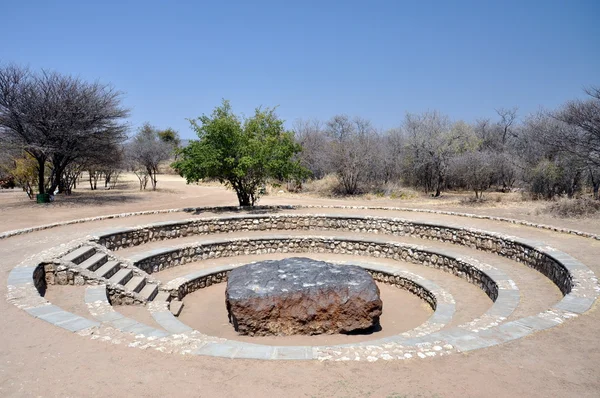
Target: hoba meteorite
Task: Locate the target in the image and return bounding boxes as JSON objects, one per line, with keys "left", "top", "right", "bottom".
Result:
{"left": 225, "top": 257, "right": 382, "bottom": 336}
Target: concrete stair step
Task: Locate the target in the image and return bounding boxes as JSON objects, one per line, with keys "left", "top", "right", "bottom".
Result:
{"left": 153, "top": 291, "right": 171, "bottom": 303}
{"left": 108, "top": 269, "right": 133, "bottom": 285}
{"left": 170, "top": 301, "right": 184, "bottom": 317}
{"left": 79, "top": 253, "right": 108, "bottom": 272}
{"left": 140, "top": 284, "right": 158, "bottom": 301}
{"left": 94, "top": 261, "right": 120, "bottom": 279}
{"left": 124, "top": 276, "right": 146, "bottom": 293}
{"left": 62, "top": 246, "right": 96, "bottom": 265}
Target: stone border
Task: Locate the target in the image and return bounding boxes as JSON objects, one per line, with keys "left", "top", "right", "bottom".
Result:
{"left": 7, "top": 265, "right": 100, "bottom": 333}
{"left": 99, "top": 213, "right": 581, "bottom": 297}
{"left": 156, "top": 260, "right": 457, "bottom": 339}
{"left": 1, "top": 204, "right": 599, "bottom": 242}
{"left": 5, "top": 254, "right": 582, "bottom": 361}
{"left": 85, "top": 285, "right": 169, "bottom": 338}
{"left": 128, "top": 235, "right": 501, "bottom": 301}
{"left": 129, "top": 235, "right": 522, "bottom": 332}
{"left": 5, "top": 208, "right": 599, "bottom": 361}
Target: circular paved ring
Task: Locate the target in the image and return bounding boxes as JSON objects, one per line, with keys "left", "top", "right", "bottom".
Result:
{"left": 6, "top": 211, "right": 599, "bottom": 361}
{"left": 151, "top": 259, "right": 456, "bottom": 340}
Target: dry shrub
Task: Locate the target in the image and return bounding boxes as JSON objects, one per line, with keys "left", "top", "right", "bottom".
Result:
{"left": 380, "top": 183, "right": 419, "bottom": 200}
{"left": 543, "top": 197, "right": 600, "bottom": 218}
{"left": 459, "top": 196, "right": 490, "bottom": 206}
{"left": 302, "top": 174, "right": 340, "bottom": 197}
{"left": 158, "top": 159, "right": 178, "bottom": 174}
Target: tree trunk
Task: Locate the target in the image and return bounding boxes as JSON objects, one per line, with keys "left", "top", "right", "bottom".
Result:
{"left": 236, "top": 190, "right": 251, "bottom": 206}
{"left": 37, "top": 157, "right": 45, "bottom": 195}
{"left": 48, "top": 165, "right": 65, "bottom": 196}
{"left": 232, "top": 180, "right": 252, "bottom": 206}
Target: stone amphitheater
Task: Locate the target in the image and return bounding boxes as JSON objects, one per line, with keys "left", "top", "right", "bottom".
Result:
{"left": 2, "top": 193, "right": 600, "bottom": 397}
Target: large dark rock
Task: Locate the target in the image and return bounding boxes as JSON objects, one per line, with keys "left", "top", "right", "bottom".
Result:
{"left": 225, "top": 257, "right": 382, "bottom": 336}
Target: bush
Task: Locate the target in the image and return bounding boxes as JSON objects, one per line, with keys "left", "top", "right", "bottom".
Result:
{"left": 302, "top": 174, "right": 340, "bottom": 197}
{"left": 543, "top": 198, "right": 600, "bottom": 218}
{"left": 459, "top": 196, "right": 490, "bottom": 206}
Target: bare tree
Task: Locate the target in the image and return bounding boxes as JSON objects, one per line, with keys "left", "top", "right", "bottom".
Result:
{"left": 293, "top": 119, "right": 330, "bottom": 179}
{"left": 551, "top": 87, "right": 600, "bottom": 198}
{"left": 450, "top": 151, "right": 496, "bottom": 198}
{"left": 403, "top": 111, "right": 467, "bottom": 197}
{"left": 325, "top": 115, "right": 375, "bottom": 195}
{"left": 0, "top": 64, "right": 129, "bottom": 197}
{"left": 369, "top": 128, "right": 405, "bottom": 186}
{"left": 496, "top": 107, "right": 519, "bottom": 147}
{"left": 127, "top": 123, "right": 173, "bottom": 190}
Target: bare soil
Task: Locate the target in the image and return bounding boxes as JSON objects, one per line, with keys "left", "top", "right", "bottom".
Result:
{"left": 1, "top": 174, "right": 599, "bottom": 397}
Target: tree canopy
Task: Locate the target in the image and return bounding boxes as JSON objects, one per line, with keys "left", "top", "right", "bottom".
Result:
{"left": 127, "top": 123, "right": 175, "bottom": 190}
{"left": 173, "top": 100, "right": 307, "bottom": 206}
{"left": 0, "top": 64, "right": 129, "bottom": 196}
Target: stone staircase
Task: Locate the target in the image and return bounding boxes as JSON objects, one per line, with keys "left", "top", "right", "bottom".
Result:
{"left": 62, "top": 246, "right": 158, "bottom": 301}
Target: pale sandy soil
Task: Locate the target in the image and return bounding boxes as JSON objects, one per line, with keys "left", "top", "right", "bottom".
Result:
{"left": 0, "top": 175, "right": 599, "bottom": 397}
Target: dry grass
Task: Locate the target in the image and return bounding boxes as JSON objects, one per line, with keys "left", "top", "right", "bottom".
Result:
{"left": 541, "top": 197, "right": 600, "bottom": 218}
{"left": 302, "top": 174, "right": 341, "bottom": 197}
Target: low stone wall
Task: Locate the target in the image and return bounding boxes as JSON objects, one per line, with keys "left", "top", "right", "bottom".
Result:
{"left": 97, "top": 214, "right": 572, "bottom": 295}
{"left": 368, "top": 270, "right": 437, "bottom": 310}
{"left": 165, "top": 265, "right": 438, "bottom": 312}
{"left": 173, "top": 270, "right": 229, "bottom": 300}
{"left": 134, "top": 236, "right": 499, "bottom": 302}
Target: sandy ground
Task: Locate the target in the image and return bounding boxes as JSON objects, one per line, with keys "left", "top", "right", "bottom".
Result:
{"left": 1, "top": 174, "right": 600, "bottom": 397}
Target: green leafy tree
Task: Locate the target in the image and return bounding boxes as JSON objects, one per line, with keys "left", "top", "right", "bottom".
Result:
{"left": 173, "top": 100, "right": 308, "bottom": 206}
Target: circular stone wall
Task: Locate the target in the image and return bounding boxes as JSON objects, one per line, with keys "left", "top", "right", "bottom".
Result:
{"left": 225, "top": 257, "right": 383, "bottom": 336}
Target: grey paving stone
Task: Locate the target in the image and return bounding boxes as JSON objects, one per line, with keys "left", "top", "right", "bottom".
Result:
{"left": 122, "top": 322, "right": 163, "bottom": 336}
{"left": 152, "top": 311, "right": 193, "bottom": 333}
{"left": 483, "top": 321, "right": 533, "bottom": 342}
{"left": 484, "top": 269, "right": 511, "bottom": 280}
{"left": 553, "top": 295, "right": 595, "bottom": 314}
{"left": 146, "top": 329, "right": 170, "bottom": 338}
{"left": 432, "top": 303, "right": 455, "bottom": 323}
{"left": 84, "top": 287, "right": 107, "bottom": 303}
{"left": 451, "top": 335, "right": 501, "bottom": 352}
{"left": 58, "top": 316, "right": 100, "bottom": 332}
{"left": 95, "top": 312, "right": 125, "bottom": 323}
{"left": 170, "top": 301, "right": 184, "bottom": 317}
{"left": 436, "top": 329, "right": 500, "bottom": 351}
{"left": 558, "top": 260, "right": 587, "bottom": 272}
{"left": 152, "top": 220, "right": 188, "bottom": 227}
{"left": 194, "top": 342, "right": 240, "bottom": 358}
{"left": 514, "top": 316, "right": 560, "bottom": 331}
{"left": 233, "top": 344, "right": 275, "bottom": 360}
{"left": 95, "top": 227, "right": 137, "bottom": 238}
{"left": 111, "top": 317, "right": 139, "bottom": 331}
{"left": 7, "top": 267, "right": 37, "bottom": 286}
{"left": 272, "top": 346, "right": 313, "bottom": 360}
{"left": 39, "top": 310, "right": 80, "bottom": 325}
{"left": 25, "top": 304, "right": 63, "bottom": 318}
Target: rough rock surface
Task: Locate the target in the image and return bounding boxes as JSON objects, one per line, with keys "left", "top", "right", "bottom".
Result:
{"left": 225, "top": 257, "right": 382, "bottom": 336}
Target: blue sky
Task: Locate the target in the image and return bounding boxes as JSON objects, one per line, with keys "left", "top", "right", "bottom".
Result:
{"left": 2, "top": 0, "right": 599, "bottom": 138}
